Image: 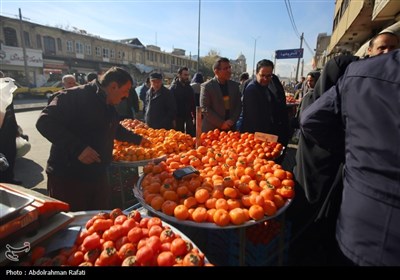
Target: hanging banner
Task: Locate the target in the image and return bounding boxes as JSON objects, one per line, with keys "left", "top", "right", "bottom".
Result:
{"left": 275, "top": 48, "right": 304, "bottom": 59}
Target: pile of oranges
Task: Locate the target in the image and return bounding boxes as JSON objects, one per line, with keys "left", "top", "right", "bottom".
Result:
{"left": 113, "top": 119, "right": 195, "bottom": 162}
{"left": 138, "top": 130, "right": 293, "bottom": 227}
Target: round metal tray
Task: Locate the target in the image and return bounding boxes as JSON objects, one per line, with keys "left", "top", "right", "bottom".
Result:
{"left": 70, "top": 210, "right": 210, "bottom": 264}
{"left": 133, "top": 175, "right": 292, "bottom": 230}
{"left": 111, "top": 155, "right": 167, "bottom": 167}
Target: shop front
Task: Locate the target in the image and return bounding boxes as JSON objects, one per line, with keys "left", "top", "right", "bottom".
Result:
{"left": 0, "top": 44, "right": 43, "bottom": 87}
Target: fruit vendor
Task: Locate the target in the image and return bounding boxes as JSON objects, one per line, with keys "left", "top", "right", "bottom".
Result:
{"left": 36, "top": 67, "right": 149, "bottom": 211}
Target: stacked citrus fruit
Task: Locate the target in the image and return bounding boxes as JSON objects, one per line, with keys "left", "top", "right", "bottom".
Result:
{"left": 139, "top": 130, "right": 293, "bottom": 227}
{"left": 112, "top": 119, "right": 195, "bottom": 162}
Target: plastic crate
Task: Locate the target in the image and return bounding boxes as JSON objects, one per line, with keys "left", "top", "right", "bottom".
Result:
{"left": 108, "top": 165, "right": 139, "bottom": 209}
{"left": 205, "top": 219, "right": 291, "bottom": 266}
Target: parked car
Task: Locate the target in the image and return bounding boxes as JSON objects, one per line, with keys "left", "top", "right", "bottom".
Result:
{"left": 12, "top": 82, "right": 31, "bottom": 99}
{"left": 30, "top": 81, "right": 63, "bottom": 99}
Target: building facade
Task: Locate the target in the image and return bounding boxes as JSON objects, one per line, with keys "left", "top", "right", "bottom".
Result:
{"left": 0, "top": 15, "right": 200, "bottom": 86}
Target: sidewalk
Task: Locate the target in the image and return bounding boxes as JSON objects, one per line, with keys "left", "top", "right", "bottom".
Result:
{"left": 14, "top": 102, "right": 47, "bottom": 113}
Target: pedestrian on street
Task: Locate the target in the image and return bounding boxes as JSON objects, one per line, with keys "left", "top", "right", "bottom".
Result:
{"left": 36, "top": 67, "right": 149, "bottom": 211}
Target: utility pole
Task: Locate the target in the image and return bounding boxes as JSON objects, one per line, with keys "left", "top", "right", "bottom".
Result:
{"left": 197, "top": 0, "right": 201, "bottom": 72}
{"left": 19, "top": 8, "right": 30, "bottom": 85}
{"left": 295, "top": 32, "right": 303, "bottom": 82}
{"left": 252, "top": 36, "right": 260, "bottom": 78}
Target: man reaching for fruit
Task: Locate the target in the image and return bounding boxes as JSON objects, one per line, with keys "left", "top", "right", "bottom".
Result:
{"left": 37, "top": 67, "right": 149, "bottom": 211}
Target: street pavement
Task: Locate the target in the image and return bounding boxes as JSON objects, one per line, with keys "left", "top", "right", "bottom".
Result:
{"left": 13, "top": 100, "right": 49, "bottom": 195}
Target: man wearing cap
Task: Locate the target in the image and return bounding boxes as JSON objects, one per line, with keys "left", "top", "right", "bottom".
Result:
{"left": 144, "top": 72, "right": 177, "bottom": 130}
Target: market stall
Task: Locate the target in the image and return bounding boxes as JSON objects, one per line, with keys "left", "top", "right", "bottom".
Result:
{"left": 1, "top": 117, "right": 295, "bottom": 266}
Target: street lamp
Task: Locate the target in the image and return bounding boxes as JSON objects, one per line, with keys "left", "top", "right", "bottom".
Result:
{"left": 197, "top": 0, "right": 201, "bottom": 72}
{"left": 252, "top": 36, "right": 260, "bottom": 78}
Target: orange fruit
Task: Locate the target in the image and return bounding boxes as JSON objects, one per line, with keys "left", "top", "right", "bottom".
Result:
{"left": 213, "top": 209, "right": 230, "bottom": 227}
{"left": 150, "top": 196, "right": 165, "bottom": 211}
{"left": 229, "top": 208, "right": 248, "bottom": 225}
{"left": 248, "top": 205, "right": 265, "bottom": 220}
{"left": 174, "top": 205, "right": 189, "bottom": 220}
{"left": 161, "top": 200, "right": 177, "bottom": 216}
{"left": 191, "top": 207, "right": 207, "bottom": 223}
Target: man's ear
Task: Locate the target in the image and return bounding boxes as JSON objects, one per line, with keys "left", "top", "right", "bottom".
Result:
{"left": 110, "top": 81, "right": 119, "bottom": 90}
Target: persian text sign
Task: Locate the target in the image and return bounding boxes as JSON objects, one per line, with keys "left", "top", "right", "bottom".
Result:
{"left": 0, "top": 44, "right": 43, "bottom": 67}
{"left": 275, "top": 48, "right": 303, "bottom": 59}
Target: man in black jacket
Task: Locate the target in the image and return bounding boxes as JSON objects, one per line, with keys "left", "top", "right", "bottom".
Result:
{"left": 37, "top": 67, "right": 148, "bottom": 211}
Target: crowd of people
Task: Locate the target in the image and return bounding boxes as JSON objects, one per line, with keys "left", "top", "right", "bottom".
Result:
{"left": 2, "top": 30, "right": 399, "bottom": 266}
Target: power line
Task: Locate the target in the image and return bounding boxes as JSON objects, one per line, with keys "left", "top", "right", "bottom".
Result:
{"left": 284, "top": 0, "right": 300, "bottom": 39}
{"left": 284, "top": 0, "right": 315, "bottom": 57}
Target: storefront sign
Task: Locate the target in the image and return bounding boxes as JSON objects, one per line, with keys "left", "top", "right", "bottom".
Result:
{"left": 0, "top": 45, "right": 43, "bottom": 67}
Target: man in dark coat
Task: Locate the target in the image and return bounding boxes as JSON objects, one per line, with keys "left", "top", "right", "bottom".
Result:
{"left": 301, "top": 49, "right": 400, "bottom": 266}
{"left": 288, "top": 55, "right": 358, "bottom": 265}
{"left": 170, "top": 67, "right": 195, "bottom": 136}
{"left": 241, "top": 59, "right": 289, "bottom": 146}
{"left": 36, "top": 67, "right": 147, "bottom": 211}
{"left": 144, "top": 73, "right": 176, "bottom": 130}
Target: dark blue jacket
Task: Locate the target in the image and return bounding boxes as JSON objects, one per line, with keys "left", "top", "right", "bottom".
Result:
{"left": 300, "top": 50, "right": 400, "bottom": 266}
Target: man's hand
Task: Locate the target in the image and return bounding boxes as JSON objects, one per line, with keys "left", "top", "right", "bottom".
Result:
{"left": 78, "top": 146, "right": 101, "bottom": 164}
{"left": 221, "top": 120, "right": 234, "bottom": 131}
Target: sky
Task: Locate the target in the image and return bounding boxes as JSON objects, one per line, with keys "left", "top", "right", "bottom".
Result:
{"left": 1, "top": 0, "right": 335, "bottom": 79}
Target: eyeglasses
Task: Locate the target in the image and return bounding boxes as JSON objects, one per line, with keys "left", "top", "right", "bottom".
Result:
{"left": 258, "top": 74, "right": 273, "bottom": 79}
{"left": 219, "top": 66, "right": 232, "bottom": 71}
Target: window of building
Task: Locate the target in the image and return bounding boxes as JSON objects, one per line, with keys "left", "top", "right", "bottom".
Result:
{"left": 85, "top": 44, "right": 91, "bottom": 55}
{"left": 3, "top": 27, "right": 18, "bottom": 47}
{"left": 95, "top": 46, "right": 101, "bottom": 56}
{"left": 103, "top": 48, "right": 109, "bottom": 58}
{"left": 66, "top": 40, "right": 73, "bottom": 52}
{"left": 23, "top": 31, "right": 30, "bottom": 48}
{"left": 75, "top": 41, "right": 84, "bottom": 54}
{"left": 110, "top": 49, "right": 115, "bottom": 58}
{"left": 36, "top": 34, "right": 42, "bottom": 48}
{"left": 43, "top": 36, "right": 56, "bottom": 55}
{"left": 57, "top": 38, "right": 62, "bottom": 51}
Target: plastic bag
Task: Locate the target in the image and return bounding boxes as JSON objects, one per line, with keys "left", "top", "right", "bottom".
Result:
{"left": 16, "top": 136, "right": 31, "bottom": 158}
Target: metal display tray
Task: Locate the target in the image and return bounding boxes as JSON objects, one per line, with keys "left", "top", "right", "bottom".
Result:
{"left": 133, "top": 175, "right": 292, "bottom": 230}
{"left": 70, "top": 209, "right": 210, "bottom": 265}
{"left": 111, "top": 155, "right": 167, "bottom": 167}
{"left": 0, "top": 187, "right": 34, "bottom": 224}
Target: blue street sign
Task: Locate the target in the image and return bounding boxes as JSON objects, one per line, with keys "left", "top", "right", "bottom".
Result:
{"left": 275, "top": 48, "right": 304, "bottom": 59}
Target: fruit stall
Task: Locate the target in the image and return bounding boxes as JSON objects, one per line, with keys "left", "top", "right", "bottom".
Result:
{"left": 0, "top": 117, "right": 294, "bottom": 267}
{"left": 110, "top": 118, "right": 294, "bottom": 266}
